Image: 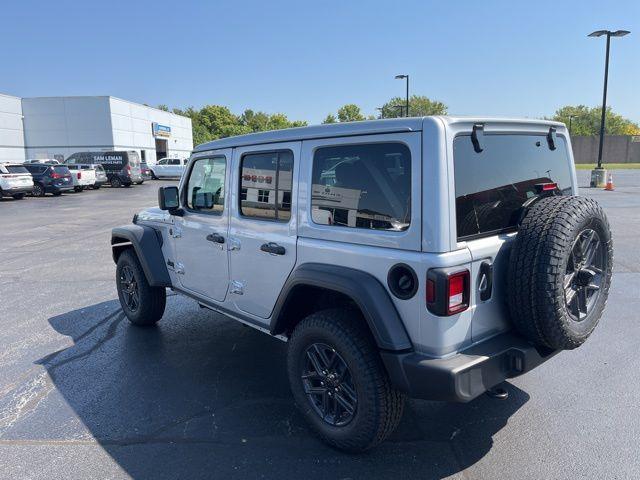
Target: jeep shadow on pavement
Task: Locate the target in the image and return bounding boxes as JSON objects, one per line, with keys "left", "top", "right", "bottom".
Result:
{"left": 109, "top": 117, "right": 613, "bottom": 452}
{"left": 40, "top": 297, "right": 529, "bottom": 479}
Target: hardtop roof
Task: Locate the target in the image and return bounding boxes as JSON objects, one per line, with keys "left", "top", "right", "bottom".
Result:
{"left": 193, "top": 116, "right": 565, "bottom": 152}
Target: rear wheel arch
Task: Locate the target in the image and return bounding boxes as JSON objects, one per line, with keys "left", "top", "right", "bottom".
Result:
{"left": 270, "top": 263, "right": 413, "bottom": 352}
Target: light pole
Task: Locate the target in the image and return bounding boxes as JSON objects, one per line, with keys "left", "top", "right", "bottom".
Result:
{"left": 569, "top": 115, "right": 575, "bottom": 135}
{"left": 588, "top": 29, "right": 630, "bottom": 170}
{"left": 376, "top": 107, "right": 384, "bottom": 119}
{"left": 395, "top": 74, "right": 409, "bottom": 117}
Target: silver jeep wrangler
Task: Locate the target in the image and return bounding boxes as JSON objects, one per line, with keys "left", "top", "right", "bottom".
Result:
{"left": 111, "top": 117, "right": 613, "bottom": 452}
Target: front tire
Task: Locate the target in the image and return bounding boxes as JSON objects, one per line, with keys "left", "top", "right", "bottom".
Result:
{"left": 287, "top": 309, "right": 405, "bottom": 452}
{"left": 12, "top": 193, "right": 25, "bottom": 200}
{"left": 150, "top": 170, "right": 158, "bottom": 180}
{"left": 116, "top": 250, "right": 166, "bottom": 326}
{"left": 136, "top": 181, "right": 144, "bottom": 185}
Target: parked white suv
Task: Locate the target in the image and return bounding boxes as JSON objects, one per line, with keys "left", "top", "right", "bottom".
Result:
{"left": 0, "top": 163, "right": 33, "bottom": 199}
{"left": 111, "top": 117, "right": 613, "bottom": 451}
{"left": 149, "top": 157, "right": 187, "bottom": 179}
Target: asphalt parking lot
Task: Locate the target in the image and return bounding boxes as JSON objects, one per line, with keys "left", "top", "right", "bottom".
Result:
{"left": 1, "top": 171, "right": 639, "bottom": 480}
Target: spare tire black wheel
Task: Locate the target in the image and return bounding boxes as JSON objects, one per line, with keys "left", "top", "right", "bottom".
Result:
{"left": 507, "top": 195, "right": 613, "bottom": 350}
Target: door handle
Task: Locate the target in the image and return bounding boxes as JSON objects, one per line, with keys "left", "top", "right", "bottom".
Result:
{"left": 478, "top": 261, "right": 493, "bottom": 301}
{"left": 206, "top": 233, "right": 225, "bottom": 244}
{"left": 260, "top": 242, "right": 286, "bottom": 255}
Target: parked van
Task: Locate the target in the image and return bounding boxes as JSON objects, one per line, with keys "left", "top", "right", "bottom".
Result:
{"left": 65, "top": 151, "right": 142, "bottom": 187}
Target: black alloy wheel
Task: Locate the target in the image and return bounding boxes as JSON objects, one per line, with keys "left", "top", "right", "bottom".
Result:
{"left": 119, "top": 265, "right": 139, "bottom": 312}
{"left": 301, "top": 343, "right": 358, "bottom": 427}
{"left": 564, "top": 228, "right": 605, "bottom": 321}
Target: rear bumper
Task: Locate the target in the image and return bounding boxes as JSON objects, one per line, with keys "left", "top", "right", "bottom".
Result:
{"left": 1, "top": 186, "right": 33, "bottom": 195}
{"left": 381, "top": 332, "right": 559, "bottom": 402}
{"left": 48, "top": 184, "right": 74, "bottom": 193}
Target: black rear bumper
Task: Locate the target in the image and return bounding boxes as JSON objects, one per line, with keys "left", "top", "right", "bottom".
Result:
{"left": 381, "top": 332, "right": 558, "bottom": 402}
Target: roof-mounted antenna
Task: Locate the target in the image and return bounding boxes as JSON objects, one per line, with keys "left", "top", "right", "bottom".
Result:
{"left": 471, "top": 124, "right": 484, "bottom": 153}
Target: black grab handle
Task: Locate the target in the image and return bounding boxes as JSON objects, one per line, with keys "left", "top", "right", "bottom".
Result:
{"left": 206, "top": 233, "right": 225, "bottom": 244}
{"left": 260, "top": 242, "right": 285, "bottom": 255}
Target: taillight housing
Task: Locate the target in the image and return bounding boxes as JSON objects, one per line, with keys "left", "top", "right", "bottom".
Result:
{"left": 50, "top": 171, "right": 61, "bottom": 179}
{"left": 426, "top": 268, "right": 470, "bottom": 316}
{"left": 77, "top": 172, "right": 82, "bottom": 179}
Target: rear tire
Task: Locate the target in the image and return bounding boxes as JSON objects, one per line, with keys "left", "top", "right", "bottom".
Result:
{"left": 32, "top": 183, "right": 45, "bottom": 197}
{"left": 507, "top": 195, "right": 613, "bottom": 350}
{"left": 287, "top": 309, "right": 405, "bottom": 452}
{"left": 116, "top": 250, "right": 166, "bottom": 326}
{"left": 12, "top": 193, "right": 25, "bottom": 200}
{"left": 111, "top": 177, "right": 122, "bottom": 188}
{"left": 136, "top": 181, "right": 144, "bottom": 185}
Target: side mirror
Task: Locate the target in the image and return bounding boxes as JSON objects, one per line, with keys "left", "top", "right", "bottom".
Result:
{"left": 158, "top": 186, "right": 180, "bottom": 211}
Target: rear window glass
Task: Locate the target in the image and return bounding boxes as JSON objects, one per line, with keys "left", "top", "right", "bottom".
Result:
{"left": 454, "top": 133, "right": 572, "bottom": 240}
{"left": 52, "top": 166, "right": 70, "bottom": 175}
{"left": 6, "top": 166, "right": 29, "bottom": 174}
{"left": 311, "top": 143, "right": 411, "bottom": 231}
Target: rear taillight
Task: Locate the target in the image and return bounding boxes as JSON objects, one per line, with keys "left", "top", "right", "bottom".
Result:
{"left": 446, "top": 271, "right": 469, "bottom": 315}
{"left": 50, "top": 172, "right": 62, "bottom": 179}
{"left": 77, "top": 172, "right": 82, "bottom": 179}
{"left": 426, "top": 268, "right": 470, "bottom": 316}
{"left": 127, "top": 166, "right": 131, "bottom": 174}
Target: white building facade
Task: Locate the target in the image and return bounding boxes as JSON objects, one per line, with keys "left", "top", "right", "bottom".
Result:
{"left": 0, "top": 94, "right": 193, "bottom": 165}
{"left": 0, "top": 93, "right": 26, "bottom": 163}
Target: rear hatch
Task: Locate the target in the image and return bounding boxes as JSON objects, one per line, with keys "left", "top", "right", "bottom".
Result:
{"left": 126, "top": 152, "right": 142, "bottom": 180}
{"left": 1, "top": 165, "right": 33, "bottom": 189}
{"left": 452, "top": 129, "right": 575, "bottom": 342}
{"left": 50, "top": 165, "right": 73, "bottom": 187}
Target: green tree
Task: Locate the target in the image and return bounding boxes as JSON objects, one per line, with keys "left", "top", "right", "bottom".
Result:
{"left": 381, "top": 95, "right": 447, "bottom": 118}
{"left": 322, "top": 114, "right": 337, "bottom": 124}
{"left": 550, "top": 105, "right": 640, "bottom": 136}
{"left": 337, "top": 104, "right": 365, "bottom": 122}
{"left": 157, "top": 104, "right": 169, "bottom": 112}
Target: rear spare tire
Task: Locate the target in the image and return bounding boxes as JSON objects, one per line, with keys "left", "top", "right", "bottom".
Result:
{"left": 507, "top": 195, "right": 612, "bottom": 350}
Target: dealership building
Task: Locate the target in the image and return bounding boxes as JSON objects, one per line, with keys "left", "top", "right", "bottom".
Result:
{"left": 0, "top": 92, "right": 193, "bottom": 164}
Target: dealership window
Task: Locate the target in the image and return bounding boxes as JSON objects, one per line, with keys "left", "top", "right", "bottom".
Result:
{"left": 186, "top": 156, "right": 226, "bottom": 214}
{"left": 257, "top": 189, "right": 270, "bottom": 203}
{"left": 311, "top": 143, "right": 411, "bottom": 231}
{"left": 240, "top": 150, "right": 293, "bottom": 221}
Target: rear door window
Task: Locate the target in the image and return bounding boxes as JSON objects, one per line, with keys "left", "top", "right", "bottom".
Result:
{"left": 6, "top": 166, "right": 29, "bottom": 174}
{"left": 453, "top": 133, "right": 572, "bottom": 241}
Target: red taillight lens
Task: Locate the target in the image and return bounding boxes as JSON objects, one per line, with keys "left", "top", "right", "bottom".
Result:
{"left": 447, "top": 270, "right": 470, "bottom": 315}
{"left": 77, "top": 172, "right": 82, "bottom": 179}
{"left": 50, "top": 172, "right": 61, "bottom": 179}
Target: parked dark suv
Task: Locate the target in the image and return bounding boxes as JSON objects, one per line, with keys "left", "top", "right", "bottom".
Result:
{"left": 65, "top": 151, "right": 143, "bottom": 187}
{"left": 23, "top": 163, "right": 74, "bottom": 196}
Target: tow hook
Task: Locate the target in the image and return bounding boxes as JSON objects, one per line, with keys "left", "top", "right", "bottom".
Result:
{"left": 486, "top": 384, "right": 509, "bottom": 400}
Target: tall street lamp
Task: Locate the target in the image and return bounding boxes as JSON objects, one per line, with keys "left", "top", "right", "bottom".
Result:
{"left": 588, "top": 29, "right": 630, "bottom": 172}
{"left": 569, "top": 114, "right": 576, "bottom": 136}
{"left": 395, "top": 74, "right": 409, "bottom": 117}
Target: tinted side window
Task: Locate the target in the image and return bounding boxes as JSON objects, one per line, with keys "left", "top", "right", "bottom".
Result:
{"left": 240, "top": 150, "right": 293, "bottom": 221}
{"left": 186, "top": 156, "right": 226, "bottom": 214}
{"left": 453, "top": 134, "right": 573, "bottom": 240}
{"left": 311, "top": 143, "right": 411, "bottom": 231}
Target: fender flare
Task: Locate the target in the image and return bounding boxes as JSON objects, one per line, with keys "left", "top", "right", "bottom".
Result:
{"left": 111, "top": 225, "right": 171, "bottom": 287}
{"left": 270, "top": 263, "right": 413, "bottom": 351}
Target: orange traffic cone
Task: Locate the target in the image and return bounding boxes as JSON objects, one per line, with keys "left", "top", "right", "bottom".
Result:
{"left": 604, "top": 173, "right": 615, "bottom": 191}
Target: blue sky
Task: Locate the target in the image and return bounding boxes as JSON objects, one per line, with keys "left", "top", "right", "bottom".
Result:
{"left": 1, "top": 0, "right": 638, "bottom": 124}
